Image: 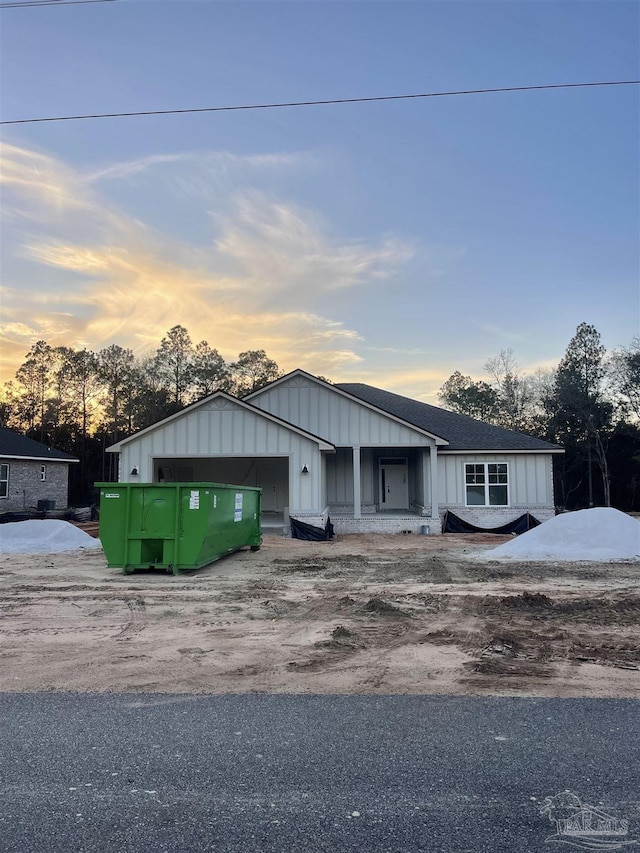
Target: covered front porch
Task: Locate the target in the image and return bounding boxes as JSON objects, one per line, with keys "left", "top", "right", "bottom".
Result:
{"left": 324, "top": 445, "right": 440, "bottom": 531}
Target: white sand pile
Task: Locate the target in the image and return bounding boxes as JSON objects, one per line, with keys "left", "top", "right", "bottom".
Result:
{"left": 0, "top": 519, "right": 103, "bottom": 554}
{"left": 488, "top": 507, "right": 640, "bottom": 562}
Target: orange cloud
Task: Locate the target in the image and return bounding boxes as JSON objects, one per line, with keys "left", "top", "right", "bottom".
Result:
{"left": 0, "top": 142, "right": 563, "bottom": 402}
{"left": 1, "top": 142, "right": 414, "bottom": 386}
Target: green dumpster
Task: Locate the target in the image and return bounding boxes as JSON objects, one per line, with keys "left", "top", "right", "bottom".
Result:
{"left": 95, "top": 482, "right": 262, "bottom": 574}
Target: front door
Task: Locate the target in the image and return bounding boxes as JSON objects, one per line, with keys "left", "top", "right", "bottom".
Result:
{"left": 380, "top": 458, "right": 409, "bottom": 510}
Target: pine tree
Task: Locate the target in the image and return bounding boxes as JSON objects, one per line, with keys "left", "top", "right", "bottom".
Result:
{"left": 552, "top": 323, "right": 613, "bottom": 506}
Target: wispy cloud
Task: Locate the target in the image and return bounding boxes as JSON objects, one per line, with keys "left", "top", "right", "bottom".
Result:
{"left": 83, "top": 149, "right": 317, "bottom": 204}
{"left": 84, "top": 153, "right": 192, "bottom": 183}
{"left": 0, "top": 142, "right": 412, "bottom": 383}
{"left": 365, "top": 346, "right": 435, "bottom": 356}
{"left": 85, "top": 150, "right": 311, "bottom": 184}
{"left": 214, "top": 193, "right": 413, "bottom": 297}
{"left": 480, "top": 323, "right": 528, "bottom": 343}
{"left": 0, "top": 142, "right": 95, "bottom": 216}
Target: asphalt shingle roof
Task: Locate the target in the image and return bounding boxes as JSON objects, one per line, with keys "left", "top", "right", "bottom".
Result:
{"left": 0, "top": 428, "right": 77, "bottom": 461}
{"left": 334, "top": 383, "right": 561, "bottom": 452}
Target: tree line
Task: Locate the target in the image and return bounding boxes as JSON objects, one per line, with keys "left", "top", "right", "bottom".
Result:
{"left": 0, "top": 326, "right": 282, "bottom": 502}
{"left": 1, "top": 322, "right": 638, "bottom": 512}
{"left": 438, "top": 323, "right": 640, "bottom": 512}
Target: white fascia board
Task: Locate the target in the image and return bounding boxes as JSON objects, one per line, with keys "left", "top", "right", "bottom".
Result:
{"left": 246, "top": 369, "right": 449, "bottom": 446}
{"left": 438, "top": 448, "right": 564, "bottom": 455}
{"left": 106, "top": 390, "right": 335, "bottom": 453}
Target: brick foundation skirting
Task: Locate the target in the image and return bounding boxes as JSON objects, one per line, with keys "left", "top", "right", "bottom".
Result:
{"left": 445, "top": 506, "right": 555, "bottom": 528}
{"left": 287, "top": 509, "right": 331, "bottom": 532}
{"left": 331, "top": 517, "right": 442, "bottom": 535}
{"left": 287, "top": 506, "right": 555, "bottom": 537}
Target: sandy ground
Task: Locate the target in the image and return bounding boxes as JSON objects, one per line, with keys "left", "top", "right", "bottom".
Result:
{"left": 1, "top": 532, "right": 639, "bottom": 697}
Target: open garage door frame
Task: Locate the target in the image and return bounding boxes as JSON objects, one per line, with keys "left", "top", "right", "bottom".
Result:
{"left": 153, "top": 455, "right": 290, "bottom": 513}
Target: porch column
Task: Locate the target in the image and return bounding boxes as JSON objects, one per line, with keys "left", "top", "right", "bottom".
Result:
{"left": 430, "top": 446, "right": 439, "bottom": 519}
{"left": 353, "top": 445, "right": 362, "bottom": 519}
{"left": 421, "top": 448, "right": 430, "bottom": 509}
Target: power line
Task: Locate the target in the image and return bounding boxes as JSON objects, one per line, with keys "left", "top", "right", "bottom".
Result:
{"left": 0, "top": 80, "right": 637, "bottom": 126}
{"left": 0, "top": 0, "right": 117, "bottom": 8}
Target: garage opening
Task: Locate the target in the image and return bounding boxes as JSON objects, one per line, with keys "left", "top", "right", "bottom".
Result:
{"left": 153, "top": 456, "right": 289, "bottom": 513}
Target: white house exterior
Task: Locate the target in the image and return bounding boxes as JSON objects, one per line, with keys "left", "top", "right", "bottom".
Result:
{"left": 107, "top": 370, "right": 562, "bottom": 535}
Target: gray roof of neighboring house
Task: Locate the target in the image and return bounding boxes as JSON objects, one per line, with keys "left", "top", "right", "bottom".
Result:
{"left": 334, "top": 383, "right": 562, "bottom": 452}
{"left": 0, "top": 427, "right": 78, "bottom": 462}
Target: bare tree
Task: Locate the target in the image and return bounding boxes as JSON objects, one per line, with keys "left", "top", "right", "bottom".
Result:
{"left": 484, "top": 348, "right": 534, "bottom": 431}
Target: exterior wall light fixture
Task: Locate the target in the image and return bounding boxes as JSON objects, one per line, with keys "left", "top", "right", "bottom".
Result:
{"left": 301, "top": 465, "right": 309, "bottom": 474}
{"left": 130, "top": 467, "right": 139, "bottom": 476}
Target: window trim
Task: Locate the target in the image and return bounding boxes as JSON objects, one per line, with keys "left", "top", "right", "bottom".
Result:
{"left": 0, "top": 463, "right": 8, "bottom": 499}
{"left": 464, "top": 462, "right": 509, "bottom": 507}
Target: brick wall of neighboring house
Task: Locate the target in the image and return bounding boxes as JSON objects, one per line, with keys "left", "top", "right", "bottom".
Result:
{"left": 0, "top": 459, "right": 70, "bottom": 512}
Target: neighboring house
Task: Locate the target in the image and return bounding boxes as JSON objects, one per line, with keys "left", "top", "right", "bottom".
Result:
{"left": 0, "top": 427, "right": 78, "bottom": 513}
{"left": 106, "top": 370, "right": 562, "bottom": 535}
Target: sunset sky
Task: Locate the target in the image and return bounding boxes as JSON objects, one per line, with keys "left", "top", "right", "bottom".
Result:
{"left": 1, "top": 0, "right": 638, "bottom": 401}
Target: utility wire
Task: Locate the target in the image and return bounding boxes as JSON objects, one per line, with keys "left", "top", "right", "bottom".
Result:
{"left": 0, "top": 80, "right": 637, "bottom": 126}
{"left": 0, "top": 0, "right": 117, "bottom": 8}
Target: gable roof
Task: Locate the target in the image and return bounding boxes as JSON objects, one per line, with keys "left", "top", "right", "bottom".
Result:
{"left": 246, "top": 370, "right": 449, "bottom": 445}
{"left": 334, "top": 383, "right": 563, "bottom": 453}
{"left": 0, "top": 427, "right": 78, "bottom": 462}
{"left": 107, "top": 391, "right": 335, "bottom": 452}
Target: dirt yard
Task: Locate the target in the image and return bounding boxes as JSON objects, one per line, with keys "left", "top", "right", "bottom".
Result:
{"left": 1, "top": 532, "right": 639, "bottom": 697}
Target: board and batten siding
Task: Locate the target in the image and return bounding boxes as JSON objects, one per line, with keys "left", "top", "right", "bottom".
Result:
{"left": 149, "top": 405, "right": 291, "bottom": 455}
{"left": 439, "top": 453, "right": 554, "bottom": 507}
{"left": 125, "top": 399, "right": 314, "bottom": 458}
{"left": 115, "top": 398, "right": 326, "bottom": 513}
{"left": 325, "top": 448, "right": 354, "bottom": 504}
{"left": 325, "top": 449, "right": 383, "bottom": 505}
{"left": 252, "top": 376, "right": 433, "bottom": 448}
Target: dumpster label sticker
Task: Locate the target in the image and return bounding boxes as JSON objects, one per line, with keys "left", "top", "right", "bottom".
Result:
{"left": 189, "top": 490, "right": 200, "bottom": 510}
{"left": 234, "top": 492, "right": 243, "bottom": 522}
{"left": 104, "top": 493, "right": 120, "bottom": 498}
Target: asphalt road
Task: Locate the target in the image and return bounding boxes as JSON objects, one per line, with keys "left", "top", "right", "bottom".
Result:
{"left": 1, "top": 693, "right": 639, "bottom": 852}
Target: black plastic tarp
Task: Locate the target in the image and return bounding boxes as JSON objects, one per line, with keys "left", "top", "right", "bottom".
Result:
{"left": 0, "top": 512, "right": 38, "bottom": 524}
{"left": 290, "top": 516, "right": 334, "bottom": 541}
{"left": 0, "top": 507, "right": 95, "bottom": 525}
{"left": 442, "top": 510, "right": 541, "bottom": 535}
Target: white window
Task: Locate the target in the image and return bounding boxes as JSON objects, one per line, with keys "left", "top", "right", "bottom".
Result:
{"left": 0, "top": 464, "right": 8, "bottom": 498}
{"left": 465, "top": 463, "right": 508, "bottom": 506}
{"left": 40, "top": 465, "right": 47, "bottom": 482}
